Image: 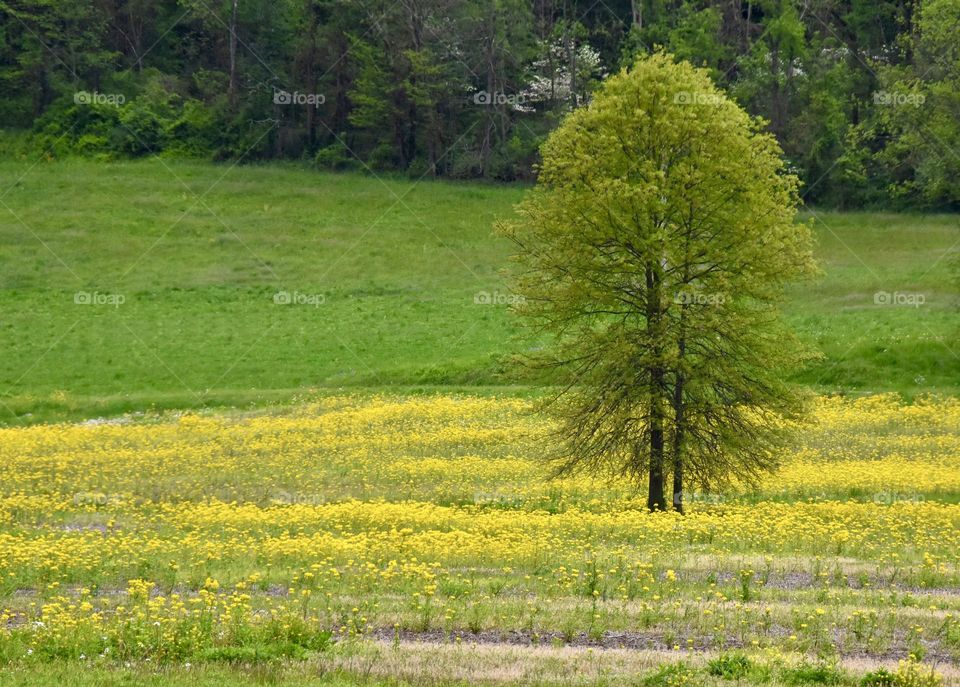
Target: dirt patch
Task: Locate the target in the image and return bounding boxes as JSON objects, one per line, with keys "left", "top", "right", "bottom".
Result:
{"left": 366, "top": 626, "right": 958, "bottom": 663}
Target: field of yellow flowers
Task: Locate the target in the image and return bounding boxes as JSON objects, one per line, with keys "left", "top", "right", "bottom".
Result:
{"left": 0, "top": 394, "right": 958, "bottom": 685}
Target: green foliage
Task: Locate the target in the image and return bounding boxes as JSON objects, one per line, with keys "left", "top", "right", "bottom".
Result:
{"left": 707, "top": 652, "right": 754, "bottom": 680}
{"left": 197, "top": 634, "right": 330, "bottom": 664}
{"left": 782, "top": 662, "right": 844, "bottom": 686}
{"left": 23, "top": 72, "right": 242, "bottom": 160}
{"left": 642, "top": 662, "right": 700, "bottom": 687}
{"left": 862, "top": 668, "right": 897, "bottom": 687}
{"left": 166, "top": 101, "right": 225, "bottom": 158}
{"left": 0, "top": 0, "right": 955, "bottom": 204}
{"left": 848, "top": 0, "right": 960, "bottom": 209}
{"left": 347, "top": 37, "right": 397, "bottom": 166}
{"left": 500, "top": 53, "right": 816, "bottom": 509}
{"left": 859, "top": 662, "right": 942, "bottom": 687}
{"left": 315, "top": 137, "right": 358, "bottom": 171}
{"left": 891, "top": 660, "right": 944, "bottom": 687}
{"left": 665, "top": 5, "right": 729, "bottom": 73}
{"left": 116, "top": 90, "right": 175, "bottom": 155}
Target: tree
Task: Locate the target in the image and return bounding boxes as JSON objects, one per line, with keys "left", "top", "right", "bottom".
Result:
{"left": 347, "top": 0, "right": 476, "bottom": 172}
{"left": 0, "top": 0, "right": 115, "bottom": 122}
{"left": 498, "top": 52, "right": 816, "bottom": 512}
{"left": 859, "top": 0, "right": 960, "bottom": 208}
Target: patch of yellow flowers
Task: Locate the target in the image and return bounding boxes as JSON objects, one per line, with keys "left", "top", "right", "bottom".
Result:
{"left": 0, "top": 394, "right": 958, "bottom": 663}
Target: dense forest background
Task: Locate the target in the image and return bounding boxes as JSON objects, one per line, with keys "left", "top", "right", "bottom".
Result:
{"left": 1, "top": 0, "right": 958, "bottom": 208}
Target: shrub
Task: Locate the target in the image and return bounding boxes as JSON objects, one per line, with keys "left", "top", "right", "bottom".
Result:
{"left": 165, "top": 100, "right": 223, "bottom": 158}
{"left": 862, "top": 668, "right": 896, "bottom": 687}
{"left": 643, "top": 662, "right": 700, "bottom": 687}
{"left": 315, "top": 138, "right": 358, "bottom": 170}
{"left": 708, "top": 652, "right": 754, "bottom": 680}
{"left": 198, "top": 641, "right": 308, "bottom": 664}
{"left": 116, "top": 96, "right": 173, "bottom": 155}
{"left": 892, "top": 659, "right": 943, "bottom": 687}
{"left": 782, "top": 661, "right": 844, "bottom": 685}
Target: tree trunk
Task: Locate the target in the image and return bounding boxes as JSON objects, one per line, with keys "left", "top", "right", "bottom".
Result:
{"left": 672, "top": 336, "right": 686, "bottom": 514}
{"left": 672, "top": 228, "right": 692, "bottom": 514}
{"left": 228, "top": 0, "right": 239, "bottom": 108}
{"left": 304, "top": 9, "right": 319, "bottom": 150}
{"left": 480, "top": 7, "right": 497, "bottom": 176}
{"left": 769, "top": 41, "right": 784, "bottom": 137}
{"left": 646, "top": 264, "right": 667, "bottom": 512}
{"left": 648, "top": 416, "right": 666, "bottom": 511}
{"left": 332, "top": 34, "right": 350, "bottom": 134}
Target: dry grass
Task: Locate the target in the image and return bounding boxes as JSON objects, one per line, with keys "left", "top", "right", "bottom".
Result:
{"left": 323, "top": 639, "right": 960, "bottom": 686}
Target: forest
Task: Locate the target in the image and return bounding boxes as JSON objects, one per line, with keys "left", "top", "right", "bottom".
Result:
{"left": 2, "top": 0, "right": 959, "bottom": 209}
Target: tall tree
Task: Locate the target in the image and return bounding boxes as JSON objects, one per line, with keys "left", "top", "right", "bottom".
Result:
{"left": 862, "top": 0, "right": 960, "bottom": 207}
{"left": 0, "top": 0, "right": 115, "bottom": 122}
{"left": 499, "top": 52, "right": 815, "bottom": 512}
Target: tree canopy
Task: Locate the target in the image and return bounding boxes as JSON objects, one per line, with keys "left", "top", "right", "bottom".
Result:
{"left": 499, "top": 52, "right": 817, "bottom": 511}
{"left": 1, "top": 0, "right": 959, "bottom": 208}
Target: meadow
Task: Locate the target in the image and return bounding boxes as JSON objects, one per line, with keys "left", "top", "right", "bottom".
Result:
{"left": 0, "top": 159, "right": 959, "bottom": 686}
{"left": 0, "top": 160, "right": 958, "bottom": 424}
{"left": 0, "top": 394, "right": 959, "bottom": 686}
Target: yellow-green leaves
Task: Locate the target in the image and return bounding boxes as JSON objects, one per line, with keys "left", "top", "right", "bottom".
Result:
{"left": 498, "top": 52, "right": 817, "bottom": 500}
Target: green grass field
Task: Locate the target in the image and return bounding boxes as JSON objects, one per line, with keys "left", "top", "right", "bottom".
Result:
{"left": 0, "top": 158, "right": 957, "bottom": 424}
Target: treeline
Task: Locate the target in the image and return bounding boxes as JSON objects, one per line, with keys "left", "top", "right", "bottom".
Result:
{"left": 1, "top": 0, "right": 958, "bottom": 208}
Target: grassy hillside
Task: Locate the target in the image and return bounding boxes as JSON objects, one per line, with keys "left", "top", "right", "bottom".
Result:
{"left": 0, "top": 159, "right": 957, "bottom": 423}
{"left": 789, "top": 211, "right": 960, "bottom": 391}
